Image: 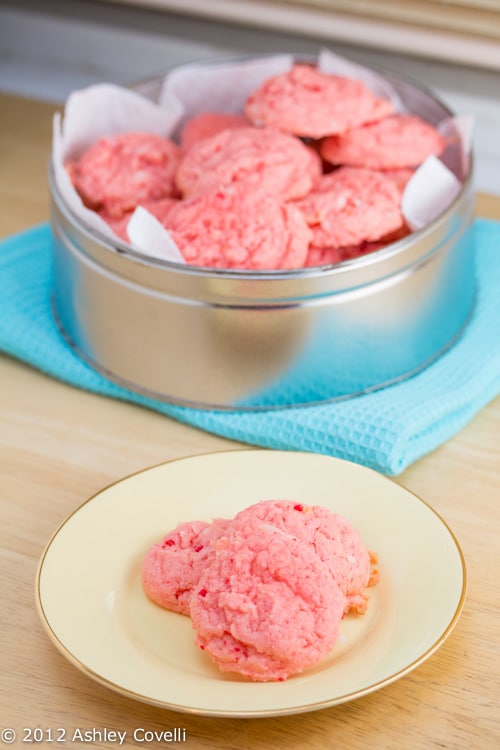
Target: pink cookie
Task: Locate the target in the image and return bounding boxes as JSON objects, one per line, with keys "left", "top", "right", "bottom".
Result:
{"left": 142, "top": 518, "right": 230, "bottom": 615}
{"left": 305, "top": 245, "right": 358, "bottom": 268}
{"left": 320, "top": 114, "right": 446, "bottom": 170}
{"left": 99, "top": 197, "right": 179, "bottom": 242}
{"left": 139, "top": 197, "right": 180, "bottom": 224}
{"left": 245, "top": 63, "right": 394, "bottom": 139}
{"left": 67, "top": 132, "right": 181, "bottom": 218}
{"left": 294, "top": 167, "right": 403, "bottom": 248}
{"left": 190, "top": 527, "right": 345, "bottom": 681}
{"left": 381, "top": 167, "right": 416, "bottom": 197}
{"left": 163, "top": 183, "right": 311, "bottom": 270}
{"left": 175, "top": 126, "right": 321, "bottom": 201}
{"left": 180, "top": 112, "right": 250, "bottom": 149}
{"left": 305, "top": 223, "right": 411, "bottom": 267}
{"left": 231, "top": 500, "right": 376, "bottom": 614}
{"left": 98, "top": 210, "right": 132, "bottom": 243}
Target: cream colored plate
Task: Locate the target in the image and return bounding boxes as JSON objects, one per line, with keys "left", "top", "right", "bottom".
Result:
{"left": 36, "top": 449, "right": 466, "bottom": 717}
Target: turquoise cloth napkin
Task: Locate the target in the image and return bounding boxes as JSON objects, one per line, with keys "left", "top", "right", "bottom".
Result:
{"left": 1, "top": 220, "right": 499, "bottom": 475}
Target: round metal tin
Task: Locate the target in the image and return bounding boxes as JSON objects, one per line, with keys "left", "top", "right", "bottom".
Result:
{"left": 50, "top": 61, "right": 476, "bottom": 410}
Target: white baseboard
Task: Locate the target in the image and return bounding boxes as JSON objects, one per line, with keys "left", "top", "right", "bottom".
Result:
{"left": 105, "top": 0, "right": 500, "bottom": 71}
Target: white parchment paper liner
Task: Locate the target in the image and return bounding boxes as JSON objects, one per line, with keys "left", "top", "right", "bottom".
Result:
{"left": 127, "top": 207, "right": 185, "bottom": 263}
{"left": 52, "top": 51, "right": 472, "bottom": 265}
{"left": 159, "top": 54, "right": 294, "bottom": 137}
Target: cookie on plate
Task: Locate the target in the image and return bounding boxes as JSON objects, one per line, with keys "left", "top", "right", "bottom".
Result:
{"left": 230, "top": 499, "right": 377, "bottom": 614}
{"left": 142, "top": 518, "right": 230, "bottom": 615}
{"left": 190, "top": 526, "right": 345, "bottom": 681}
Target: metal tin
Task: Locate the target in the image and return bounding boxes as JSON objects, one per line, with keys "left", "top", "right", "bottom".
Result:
{"left": 50, "top": 63, "right": 476, "bottom": 410}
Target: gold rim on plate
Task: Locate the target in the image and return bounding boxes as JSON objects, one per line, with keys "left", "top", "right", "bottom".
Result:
{"left": 35, "top": 449, "right": 466, "bottom": 717}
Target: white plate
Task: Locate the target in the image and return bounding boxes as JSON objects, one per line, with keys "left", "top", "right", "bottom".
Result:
{"left": 36, "top": 450, "right": 466, "bottom": 717}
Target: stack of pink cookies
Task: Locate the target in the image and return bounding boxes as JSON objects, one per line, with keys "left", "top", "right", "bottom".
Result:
{"left": 142, "top": 499, "right": 379, "bottom": 682}
{"left": 67, "top": 63, "right": 446, "bottom": 270}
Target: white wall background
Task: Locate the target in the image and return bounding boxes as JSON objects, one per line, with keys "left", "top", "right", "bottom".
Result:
{"left": 1, "top": 0, "right": 499, "bottom": 193}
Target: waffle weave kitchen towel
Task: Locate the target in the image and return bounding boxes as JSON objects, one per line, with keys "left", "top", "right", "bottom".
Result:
{"left": 1, "top": 219, "right": 499, "bottom": 475}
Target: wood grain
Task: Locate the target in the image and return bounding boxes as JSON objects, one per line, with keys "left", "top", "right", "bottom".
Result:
{"left": 1, "top": 92, "right": 499, "bottom": 749}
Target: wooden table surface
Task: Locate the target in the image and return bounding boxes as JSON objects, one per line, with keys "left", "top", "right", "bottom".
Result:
{"left": 1, "top": 93, "right": 499, "bottom": 750}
